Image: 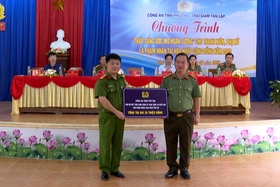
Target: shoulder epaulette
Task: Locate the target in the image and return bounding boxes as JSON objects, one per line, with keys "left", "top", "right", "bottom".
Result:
{"left": 189, "top": 74, "right": 197, "bottom": 80}
{"left": 219, "top": 63, "right": 225, "bottom": 66}
{"left": 95, "top": 64, "right": 101, "bottom": 67}
{"left": 100, "top": 74, "right": 106, "bottom": 79}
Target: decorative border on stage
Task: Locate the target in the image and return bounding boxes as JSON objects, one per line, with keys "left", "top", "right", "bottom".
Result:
{"left": 1, "top": 121, "right": 280, "bottom": 160}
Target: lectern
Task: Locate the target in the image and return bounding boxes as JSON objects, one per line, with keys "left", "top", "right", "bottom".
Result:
{"left": 56, "top": 53, "right": 70, "bottom": 72}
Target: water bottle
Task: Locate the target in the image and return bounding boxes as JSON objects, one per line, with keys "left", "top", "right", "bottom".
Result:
{"left": 217, "top": 68, "right": 221, "bottom": 76}
{"left": 154, "top": 67, "right": 159, "bottom": 76}
{"left": 141, "top": 67, "right": 145, "bottom": 76}
{"left": 92, "top": 66, "right": 96, "bottom": 76}
{"left": 27, "top": 66, "right": 31, "bottom": 76}
{"left": 59, "top": 66, "right": 63, "bottom": 76}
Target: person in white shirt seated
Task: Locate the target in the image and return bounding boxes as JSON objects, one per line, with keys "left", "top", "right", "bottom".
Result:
{"left": 50, "top": 29, "right": 71, "bottom": 50}
{"left": 158, "top": 53, "right": 176, "bottom": 75}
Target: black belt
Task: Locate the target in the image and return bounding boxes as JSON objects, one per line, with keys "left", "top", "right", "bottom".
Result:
{"left": 169, "top": 110, "right": 192, "bottom": 117}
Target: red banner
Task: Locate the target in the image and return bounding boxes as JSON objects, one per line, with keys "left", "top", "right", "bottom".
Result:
{"left": 35, "top": 0, "right": 84, "bottom": 69}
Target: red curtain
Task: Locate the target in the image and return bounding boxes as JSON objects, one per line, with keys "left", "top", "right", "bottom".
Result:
{"left": 35, "top": 0, "right": 84, "bottom": 69}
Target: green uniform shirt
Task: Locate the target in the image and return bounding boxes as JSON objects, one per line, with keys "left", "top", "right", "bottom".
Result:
{"left": 216, "top": 62, "right": 236, "bottom": 72}
{"left": 188, "top": 65, "right": 202, "bottom": 74}
{"left": 95, "top": 64, "right": 107, "bottom": 74}
{"left": 95, "top": 73, "right": 126, "bottom": 112}
{"left": 160, "top": 73, "right": 202, "bottom": 113}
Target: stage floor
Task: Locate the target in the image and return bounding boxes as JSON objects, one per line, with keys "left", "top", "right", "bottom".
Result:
{"left": 1, "top": 102, "right": 280, "bottom": 130}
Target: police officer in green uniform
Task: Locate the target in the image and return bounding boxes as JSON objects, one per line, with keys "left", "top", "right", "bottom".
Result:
{"left": 160, "top": 52, "right": 201, "bottom": 180}
{"left": 94, "top": 53, "right": 126, "bottom": 181}
{"left": 95, "top": 55, "right": 107, "bottom": 74}
{"left": 216, "top": 52, "right": 237, "bottom": 72}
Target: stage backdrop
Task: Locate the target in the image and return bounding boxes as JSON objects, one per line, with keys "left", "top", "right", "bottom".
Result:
{"left": 110, "top": 0, "right": 257, "bottom": 77}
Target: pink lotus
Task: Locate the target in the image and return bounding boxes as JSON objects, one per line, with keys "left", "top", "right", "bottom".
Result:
{"left": 266, "top": 127, "right": 275, "bottom": 138}
{"left": 247, "top": 138, "right": 254, "bottom": 146}
{"left": 192, "top": 132, "right": 200, "bottom": 142}
{"left": 62, "top": 137, "right": 71, "bottom": 145}
{"left": 217, "top": 135, "right": 226, "bottom": 145}
{"left": 93, "top": 148, "right": 99, "bottom": 154}
{"left": 122, "top": 144, "right": 126, "bottom": 151}
{"left": 77, "top": 132, "right": 87, "bottom": 143}
{"left": 241, "top": 129, "right": 249, "bottom": 140}
{"left": 252, "top": 135, "right": 261, "bottom": 143}
{"left": 196, "top": 141, "right": 203, "bottom": 149}
{"left": 222, "top": 144, "right": 231, "bottom": 152}
{"left": 43, "top": 130, "right": 53, "bottom": 141}
{"left": 0, "top": 131, "right": 7, "bottom": 141}
{"left": 28, "top": 135, "right": 38, "bottom": 144}
{"left": 151, "top": 142, "right": 159, "bottom": 151}
{"left": 19, "top": 138, "right": 25, "bottom": 145}
{"left": 13, "top": 129, "right": 22, "bottom": 139}
{"left": 145, "top": 133, "right": 156, "bottom": 144}
{"left": 48, "top": 140, "right": 57, "bottom": 150}
{"left": 204, "top": 132, "right": 215, "bottom": 140}
{"left": 83, "top": 142, "right": 91, "bottom": 151}
{"left": 272, "top": 136, "right": 278, "bottom": 144}
{"left": 4, "top": 140, "right": 10, "bottom": 147}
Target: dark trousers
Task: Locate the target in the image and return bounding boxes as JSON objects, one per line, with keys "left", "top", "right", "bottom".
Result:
{"left": 164, "top": 113, "right": 194, "bottom": 172}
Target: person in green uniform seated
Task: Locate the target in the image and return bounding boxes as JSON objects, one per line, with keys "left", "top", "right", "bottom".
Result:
{"left": 94, "top": 53, "right": 127, "bottom": 181}
{"left": 160, "top": 52, "right": 201, "bottom": 180}
{"left": 95, "top": 55, "right": 107, "bottom": 74}
{"left": 216, "top": 52, "right": 237, "bottom": 72}
{"left": 188, "top": 54, "right": 202, "bottom": 75}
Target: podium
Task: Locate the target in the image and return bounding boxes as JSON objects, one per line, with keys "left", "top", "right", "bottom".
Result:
{"left": 56, "top": 53, "right": 70, "bottom": 72}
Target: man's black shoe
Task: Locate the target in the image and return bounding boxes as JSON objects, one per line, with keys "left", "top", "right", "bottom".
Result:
{"left": 180, "top": 171, "right": 191, "bottom": 179}
{"left": 101, "top": 171, "right": 109, "bottom": 181}
{"left": 165, "top": 170, "right": 178, "bottom": 178}
{"left": 111, "top": 171, "right": 125, "bottom": 178}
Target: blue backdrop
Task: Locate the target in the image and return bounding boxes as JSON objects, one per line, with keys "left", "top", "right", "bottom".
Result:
{"left": 0, "top": 0, "right": 279, "bottom": 102}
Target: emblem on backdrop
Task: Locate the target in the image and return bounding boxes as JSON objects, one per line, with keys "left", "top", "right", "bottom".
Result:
{"left": 177, "top": 1, "right": 192, "bottom": 12}
{"left": 0, "top": 3, "right": 6, "bottom": 31}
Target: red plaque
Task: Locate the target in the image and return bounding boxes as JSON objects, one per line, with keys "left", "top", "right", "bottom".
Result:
{"left": 67, "top": 70, "right": 78, "bottom": 76}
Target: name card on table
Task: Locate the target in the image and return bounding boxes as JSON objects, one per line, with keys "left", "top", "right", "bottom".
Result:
{"left": 222, "top": 71, "right": 232, "bottom": 77}
{"left": 123, "top": 88, "right": 168, "bottom": 118}
{"left": 188, "top": 71, "right": 198, "bottom": 77}
{"left": 67, "top": 70, "right": 78, "bottom": 76}
{"left": 97, "top": 70, "right": 106, "bottom": 77}
{"left": 161, "top": 71, "right": 172, "bottom": 77}
{"left": 129, "top": 70, "right": 141, "bottom": 76}
{"left": 32, "top": 69, "right": 43, "bottom": 76}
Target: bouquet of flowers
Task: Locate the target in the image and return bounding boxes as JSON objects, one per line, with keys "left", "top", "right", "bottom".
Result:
{"left": 232, "top": 70, "right": 247, "bottom": 78}
{"left": 47, "top": 48, "right": 67, "bottom": 55}
{"left": 44, "top": 69, "right": 57, "bottom": 77}
{"left": 269, "top": 80, "right": 280, "bottom": 107}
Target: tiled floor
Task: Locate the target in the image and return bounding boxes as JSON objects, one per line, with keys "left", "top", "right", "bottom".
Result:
{"left": 0, "top": 153, "right": 280, "bottom": 187}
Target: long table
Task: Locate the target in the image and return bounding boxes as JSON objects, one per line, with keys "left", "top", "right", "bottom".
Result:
{"left": 11, "top": 76, "right": 251, "bottom": 114}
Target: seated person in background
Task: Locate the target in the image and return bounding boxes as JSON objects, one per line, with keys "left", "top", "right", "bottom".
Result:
{"left": 216, "top": 52, "right": 237, "bottom": 72}
{"left": 158, "top": 53, "right": 176, "bottom": 75}
{"left": 50, "top": 29, "right": 71, "bottom": 50}
{"left": 44, "top": 52, "right": 64, "bottom": 75}
{"left": 95, "top": 55, "right": 107, "bottom": 74}
{"left": 188, "top": 54, "right": 202, "bottom": 75}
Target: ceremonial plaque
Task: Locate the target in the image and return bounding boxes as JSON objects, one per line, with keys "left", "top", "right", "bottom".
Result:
{"left": 123, "top": 88, "right": 168, "bottom": 118}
